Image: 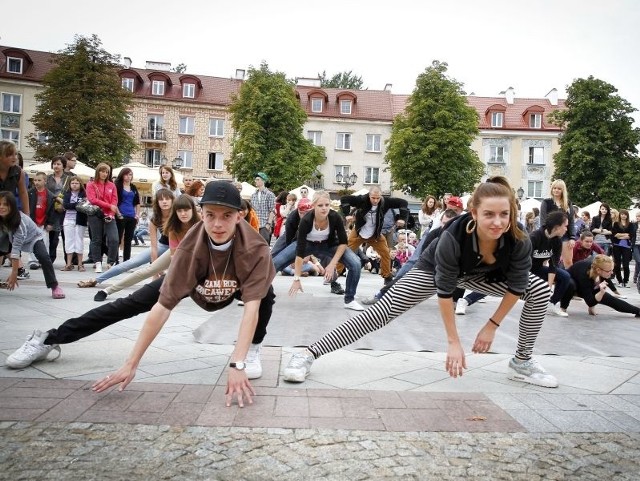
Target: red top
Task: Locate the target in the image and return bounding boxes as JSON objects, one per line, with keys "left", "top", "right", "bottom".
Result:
{"left": 34, "top": 190, "right": 47, "bottom": 226}
{"left": 86, "top": 180, "right": 118, "bottom": 217}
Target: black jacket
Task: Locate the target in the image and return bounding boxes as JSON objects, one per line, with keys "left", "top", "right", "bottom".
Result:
{"left": 567, "top": 258, "right": 617, "bottom": 307}
{"left": 63, "top": 190, "right": 88, "bottom": 227}
{"left": 295, "top": 210, "right": 347, "bottom": 258}
{"left": 540, "top": 198, "right": 575, "bottom": 240}
{"left": 529, "top": 227, "right": 562, "bottom": 274}
{"left": 417, "top": 212, "right": 532, "bottom": 298}
{"left": 340, "top": 194, "right": 409, "bottom": 238}
{"left": 28, "top": 188, "right": 55, "bottom": 227}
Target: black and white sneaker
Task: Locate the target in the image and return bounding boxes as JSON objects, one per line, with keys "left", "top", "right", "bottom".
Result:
{"left": 17, "top": 267, "right": 30, "bottom": 280}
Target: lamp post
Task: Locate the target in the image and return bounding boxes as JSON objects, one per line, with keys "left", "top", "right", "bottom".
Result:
{"left": 172, "top": 156, "right": 183, "bottom": 170}
{"left": 335, "top": 172, "right": 358, "bottom": 189}
{"left": 517, "top": 186, "right": 525, "bottom": 200}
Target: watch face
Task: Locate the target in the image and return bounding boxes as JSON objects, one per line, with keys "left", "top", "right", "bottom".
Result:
{"left": 231, "top": 362, "right": 246, "bottom": 370}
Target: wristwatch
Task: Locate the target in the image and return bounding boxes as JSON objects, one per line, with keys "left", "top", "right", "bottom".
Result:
{"left": 229, "top": 361, "right": 246, "bottom": 370}
{"left": 293, "top": 276, "right": 300, "bottom": 281}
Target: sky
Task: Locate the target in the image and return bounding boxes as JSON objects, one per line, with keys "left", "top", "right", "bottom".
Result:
{"left": 3, "top": 0, "right": 640, "bottom": 122}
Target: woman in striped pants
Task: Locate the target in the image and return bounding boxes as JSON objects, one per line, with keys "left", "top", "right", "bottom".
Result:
{"left": 284, "top": 176, "right": 559, "bottom": 388}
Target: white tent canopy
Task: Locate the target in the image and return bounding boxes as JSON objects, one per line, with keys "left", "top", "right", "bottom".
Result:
{"left": 26, "top": 160, "right": 95, "bottom": 180}
{"left": 289, "top": 184, "right": 316, "bottom": 200}
{"left": 240, "top": 182, "right": 256, "bottom": 199}
{"left": 581, "top": 201, "right": 602, "bottom": 218}
{"left": 520, "top": 198, "right": 542, "bottom": 214}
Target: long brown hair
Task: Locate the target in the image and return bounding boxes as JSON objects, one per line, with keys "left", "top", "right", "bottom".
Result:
{"left": 163, "top": 194, "right": 199, "bottom": 239}
{"left": 151, "top": 189, "right": 175, "bottom": 228}
{"left": 158, "top": 165, "right": 178, "bottom": 191}
{"left": 421, "top": 195, "right": 438, "bottom": 215}
{"left": 469, "top": 176, "right": 527, "bottom": 241}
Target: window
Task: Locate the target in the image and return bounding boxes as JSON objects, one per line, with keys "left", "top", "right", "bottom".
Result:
{"left": 336, "top": 132, "right": 352, "bottom": 150}
{"left": 530, "top": 113, "right": 542, "bottom": 128}
{"left": 334, "top": 165, "right": 351, "bottom": 182}
{"left": 177, "top": 150, "right": 193, "bottom": 169}
{"left": 528, "top": 146, "right": 544, "bottom": 164}
{"left": 365, "top": 134, "right": 381, "bottom": 152}
{"left": 145, "top": 149, "right": 162, "bottom": 168}
{"left": 527, "top": 181, "right": 543, "bottom": 199}
{"left": 311, "top": 98, "right": 323, "bottom": 113}
{"left": 307, "top": 130, "right": 322, "bottom": 146}
{"left": 208, "top": 152, "right": 224, "bottom": 170}
{"left": 7, "top": 57, "right": 23, "bottom": 74}
{"left": 364, "top": 167, "right": 379, "bottom": 184}
{"left": 147, "top": 115, "right": 164, "bottom": 139}
{"left": 121, "top": 78, "right": 134, "bottom": 92}
{"left": 340, "top": 99, "right": 352, "bottom": 115}
{"left": 183, "top": 83, "right": 195, "bottom": 98}
{"left": 209, "top": 118, "right": 224, "bottom": 137}
{"left": 152, "top": 80, "right": 165, "bottom": 96}
{"left": 179, "top": 116, "right": 195, "bottom": 135}
{"left": 489, "top": 146, "right": 504, "bottom": 163}
{"left": 1, "top": 130, "right": 20, "bottom": 149}
{"left": 1, "top": 93, "right": 21, "bottom": 113}
{"left": 491, "top": 112, "right": 503, "bottom": 128}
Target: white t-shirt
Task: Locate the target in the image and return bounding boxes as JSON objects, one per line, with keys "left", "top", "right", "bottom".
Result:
{"left": 359, "top": 206, "right": 378, "bottom": 239}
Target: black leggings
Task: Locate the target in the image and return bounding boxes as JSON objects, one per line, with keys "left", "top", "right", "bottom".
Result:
{"left": 560, "top": 280, "right": 639, "bottom": 315}
{"left": 45, "top": 277, "right": 274, "bottom": 345}
{"left": 612, "top": 245, "right": 632, "bottom": 284}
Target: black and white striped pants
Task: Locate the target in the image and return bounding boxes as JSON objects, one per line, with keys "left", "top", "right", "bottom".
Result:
{"left": 308, "top": 268, "right": 551, "bottom": 361}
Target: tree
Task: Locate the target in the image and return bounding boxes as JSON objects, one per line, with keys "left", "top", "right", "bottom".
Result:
{"left": 318, "top": 70, "right": 364, "bottom": 90}
{"left": 550, "top": 76, "right": 640, "bottom": 207}
{"left": 227, "top": 62, "right": 325, "bottom": 192}
{"left": 385, "top": 61, "right": 483, "bottom": 199}
{"left": 28, "top": 34, "right": 136, "bottom": 167}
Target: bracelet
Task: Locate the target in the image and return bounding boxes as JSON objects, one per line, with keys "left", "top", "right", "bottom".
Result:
{"left": 489, "top": 318, "right": 501, "bottom": 328}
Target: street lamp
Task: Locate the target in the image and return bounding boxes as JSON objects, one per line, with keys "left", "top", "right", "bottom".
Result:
{"left": 517, "top": 186, "right": 525, "bottom": 200}
{"left": 335, "top": 172, "right": 358, "bottom": 189}
{"left": 172, "top": 156, "right": 183, "bottom": 170}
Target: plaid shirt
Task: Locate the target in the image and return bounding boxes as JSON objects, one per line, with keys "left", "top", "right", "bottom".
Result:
{"left": 251, "top": 188, "right": 276, "bottom": 228}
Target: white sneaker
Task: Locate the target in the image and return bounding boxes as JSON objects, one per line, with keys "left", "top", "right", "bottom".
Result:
{"left": 344, "top": 300, "right": 365, "bottom": 311}
{"left": 550, "top": 303, "right": 568, "bottom": 317}
{"left": 244, "top": 343, "right": 262, "bottom": 379}
{"left": 508, "top": 358, "right": 558, "bottom": 388}
{"left": 283, "top": 349, "right": 315, "bottom": 382}
{"left": 6, "top": 330, "right": 61, "bottom": 369}
{"left": 94, "top": 262, "right": 102, "bottom": 273}
{"left": 237, "top": 300, "right": 245, "bottom": 306}
{"left": 455, "top": 299, "right": 468, "bottom": 315}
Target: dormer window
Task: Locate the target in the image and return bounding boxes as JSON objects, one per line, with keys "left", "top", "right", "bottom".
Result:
{"left": 340, "top": 99, "right": 352, "bottom": 115}
{"left": 311, "top": 97, "right": 323, "bottom": 113}
{"left": 530, "top": 113, "right": 542, "bottom": 129}
{"left": 183, "top": 83, "right": 195, "bottom": 98}
{"left": 152, "top": 80, "right": 165, "bottom": 96}
{"left": 7, "top": 57, "right": 23, "bottom": 74}
{"left": 122, "top": 78, "right": 134, "bottom": 92}
{"left": 491, "top": 112, "right": 503, "bottom": 128}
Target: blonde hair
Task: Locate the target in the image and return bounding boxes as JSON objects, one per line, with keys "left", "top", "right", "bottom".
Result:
{"left": 589, "top": 254, "right": 613, "bottom": 280}
{"left": 610, "top": 209, "right": 619, "bottom": 224}
{"left": 550, "top": 179, "right": 569, "bottom": 211}
{"left": 94, "top": 162, "right": 111, "bottom": 181}
{"left": 312, "top": 190, "right": 331, "bottom": 205}
{"left": 0, "top": 140, "right": 17, "bottom": 159}
{"left": 469, "top": 176, "right": 526, "bottom": 241}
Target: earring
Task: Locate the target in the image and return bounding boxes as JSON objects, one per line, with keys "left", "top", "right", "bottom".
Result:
{"left": 466, "top": 219, "right": 476, "bottom": 234}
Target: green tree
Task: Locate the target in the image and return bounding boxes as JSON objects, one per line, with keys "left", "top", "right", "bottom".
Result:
{"left": 386, "top": 61, "right": 483, "bottom": 199}
{"left": 228, "top": 62, "right": 325, "bottom": 192}
{"left": 172, "top": 63, "right": 187, "bottom": 73}
{"left": 550, "top": 76, "right": 640, "bottom": 207}
{"left": 318, "top": 70, "right": 364, "bottom": 90}
{"left": 28, "top": 34, "right": 136, "bottom": 167}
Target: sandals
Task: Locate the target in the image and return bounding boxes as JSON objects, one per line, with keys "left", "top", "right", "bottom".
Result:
{"left": 78, "top": 265, "right": 86, "bottom": 272}
{"left": 77, "top": 279, "right": 97, "bottom": 288}
{"left": 60, "top": 265, "right": 74, "bottom": 271}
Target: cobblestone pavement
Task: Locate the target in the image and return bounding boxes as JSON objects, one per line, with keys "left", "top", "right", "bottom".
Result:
{"left": 1, "top": 422, "right": 639, "bottom": 480}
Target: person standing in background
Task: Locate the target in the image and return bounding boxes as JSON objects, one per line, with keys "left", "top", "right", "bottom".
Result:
{"left": 250, "top": 172, "right": 275, "bottom": 244}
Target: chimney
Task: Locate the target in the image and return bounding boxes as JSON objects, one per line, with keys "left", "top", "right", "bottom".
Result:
{"left": 235, "top": 69, "right": 245, "bottom": 80}
{"left": 145, "top": 61, "right": 171, "bottom": 71}
{"left": 296, "top": 77, "right": 322, "bottom": 88}
{"left": 545, "top": 88, "right": 558, "bottom": 106}
{"left": 504, "top": 87, "right": 515, "bottom": 104}
{"left": 123, "top": 57, "right": 132, "bottom": 68}
{"left": 384, "top": 83, "right": 393, "bottom": 92}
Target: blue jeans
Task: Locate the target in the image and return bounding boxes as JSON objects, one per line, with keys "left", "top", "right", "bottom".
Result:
{"left": 96, "top": 242, "right": 169, "bottom": 284}
{"left": 273, "top": 241, "right": 361, "bottom": 303}
{"left": 531, "top": 265, "right": 571, "bottom": 305}
{"left": 464, "top": 291, "right": 486, "bottom": 305}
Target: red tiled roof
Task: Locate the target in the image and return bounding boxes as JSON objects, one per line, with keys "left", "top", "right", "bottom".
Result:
{"left": 0, "top": 45, "right": 58, "bottom": 83}
{"left": 296, "top": 86, "right": 395, "bottom": 122}
{"left": 466, "top": 96, "right": 566, "bottom": 131}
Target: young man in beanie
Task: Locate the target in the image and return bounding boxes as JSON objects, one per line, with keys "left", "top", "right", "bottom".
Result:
{"left": 7, "top": 181, "right": 276, "bottom": 408}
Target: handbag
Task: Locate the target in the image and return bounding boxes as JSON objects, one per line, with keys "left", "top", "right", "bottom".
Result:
{"left": 76, "top": 198, "right": 102, "bottom": 216}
